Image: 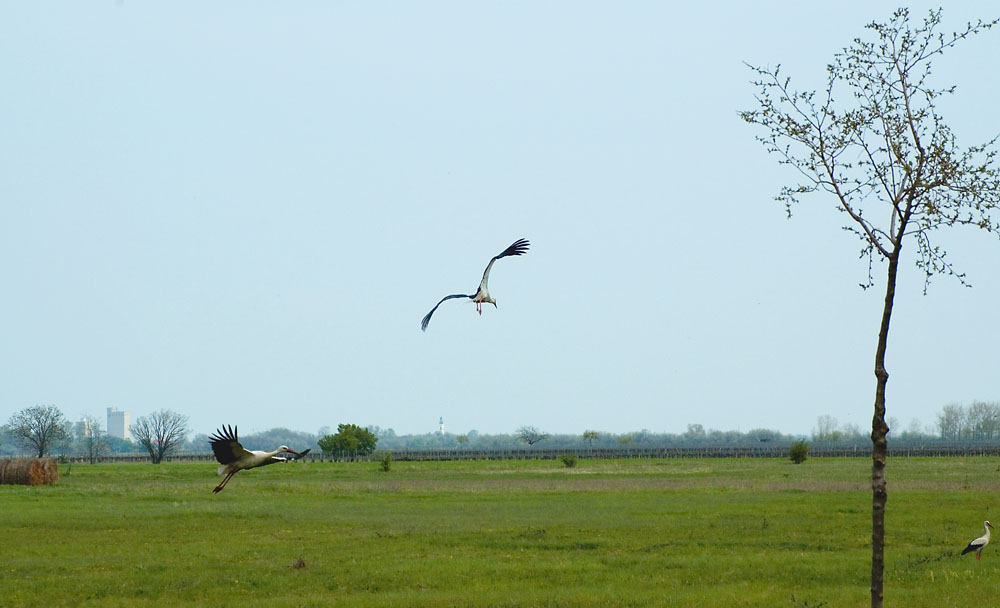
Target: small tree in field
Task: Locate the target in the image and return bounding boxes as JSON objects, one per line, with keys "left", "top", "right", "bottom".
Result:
{"left": 583, "top": 430, "right": 600, "bottom": 446}
{"left": 378, "top": 451, "right": 392, "bottom": 472}
{"left": 515, "top": 426, "right": 550, "bottom": 446}
{"left": 130, "top": 409, "right": 189, "bottom": 464}
{"left": 743, "top": 9, "right": 999, "bottom": 607}
{"left": 789, "top": 441, "right": 810, "bottom": 464}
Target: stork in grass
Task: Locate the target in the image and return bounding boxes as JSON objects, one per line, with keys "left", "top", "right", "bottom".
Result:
{"left": 209, "top": 425, "right": 308, "bottom": 493}
{"left": 961, "top": 521, "right": 994, "bottom": 560}
{"left": 420, "top": 238, "right": 529, "bottom": 331}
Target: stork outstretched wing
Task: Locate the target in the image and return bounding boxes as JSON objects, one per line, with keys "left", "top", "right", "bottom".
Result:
{"left": 209, "top": 425, "right": 252, "bottom": 466}
{"left": 421, "top": 293, "right": 474, "bottom": 331}
{"left": 477, "top": 238, "right": 530, "bottom": 295}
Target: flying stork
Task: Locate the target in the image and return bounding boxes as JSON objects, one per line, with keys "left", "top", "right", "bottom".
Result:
{"left": 961, "top": 520, "right": 994, "bottom": 560}
{"left": 209, "top": 425, "right": 306, "bottom": 493}
{"left": 421, "top": 238, "right": 530, "bottom": 331}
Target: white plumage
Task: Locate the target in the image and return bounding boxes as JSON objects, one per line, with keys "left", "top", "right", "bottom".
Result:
{"left": 209, "top": 425, "right": 304, "bottom": 493}
{"left": 961, "top": 520, "right": 994, "bottom": 561}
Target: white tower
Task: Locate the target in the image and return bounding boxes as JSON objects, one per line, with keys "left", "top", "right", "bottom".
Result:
{"left": 438, "top": 416, "right": 445, "bottom": 435}
{"left": 107, "top": 407, "right": 131, "bottom": 441}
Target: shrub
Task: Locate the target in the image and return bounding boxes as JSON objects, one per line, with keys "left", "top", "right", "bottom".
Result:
{"left": 319, "top": 424, "right": 378, "bottom": 459}
{"left": 789, "top": 441, "right": 810, "bottom": 464}
{"left": 378, "top": 451, "right": 392, "bottom": 472}
{"left": 560, "top": 453, "right": 578, "bottom": 468}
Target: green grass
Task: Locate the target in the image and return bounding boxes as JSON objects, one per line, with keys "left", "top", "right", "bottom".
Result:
{"left": 1, "top": 457, "right": 998, "bottom": 606}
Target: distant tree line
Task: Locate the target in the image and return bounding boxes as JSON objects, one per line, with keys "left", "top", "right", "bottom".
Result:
{"left": 936, "top": 402, "right": 1000, "bottom": 441}
{"left": 373, "top": 424, "right": 801, "bottom": 451}
{"left": 3, "top": 401, "right": 1000, "bottom": 459}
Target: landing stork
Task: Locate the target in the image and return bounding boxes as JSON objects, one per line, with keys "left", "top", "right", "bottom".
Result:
{"left": 961, "top": 520, "right": 994, "bottom": 560}
{"left": 209, "top": 425, "right": 304, "bottom": 493}
{"left": 421, "top": 238, "right": 529, "bottom": 331}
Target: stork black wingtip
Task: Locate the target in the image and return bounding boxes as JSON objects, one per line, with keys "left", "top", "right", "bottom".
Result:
{"left": 497, "top": 238, "right": 530, "bottom": 258}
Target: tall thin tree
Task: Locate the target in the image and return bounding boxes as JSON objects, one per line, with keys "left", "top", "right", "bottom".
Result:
{"left": 77, "top": 416, "right": 109, "bottom": 464}
{"left": 742, "top": 9, "right": 999, "bottom": 607}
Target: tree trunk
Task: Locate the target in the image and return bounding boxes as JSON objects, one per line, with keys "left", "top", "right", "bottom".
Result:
{"left": 871, "top": 248, "right": 900, "bottom": 608}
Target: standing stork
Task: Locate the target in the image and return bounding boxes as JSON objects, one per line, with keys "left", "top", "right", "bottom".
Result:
{"left": 209, "top": 425, "right": 304, "bottom": 493}
{"left": 961, "top": 520, "right": 994, "bottom": 560}
{"left": 421, "top": 238, "right": 530, "bottom": 331}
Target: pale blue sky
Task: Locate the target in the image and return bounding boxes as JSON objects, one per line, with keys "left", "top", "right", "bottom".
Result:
{"left": 2, "top": 2, "right": 998, "bottom": 438}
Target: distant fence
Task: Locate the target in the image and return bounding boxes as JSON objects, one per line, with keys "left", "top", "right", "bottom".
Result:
{"left": 374, "top": 444, "right": 1000, "bottom": 461}
{"left": 12, "top": 443, "right": 1000, "bottom": 463}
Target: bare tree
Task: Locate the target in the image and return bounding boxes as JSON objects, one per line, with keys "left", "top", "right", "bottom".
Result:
{"left": 76, "top": 416, "right": 109, "bottom": 464}
{"left": 966, "top": 401, "right": 1000, "bottom": 440}
{"left": 936, "top": 403, "right": 964, "bottom": 440}
{"left": 6, "top": 405, "right": 69, "bottom": 457}
{"left": 743, "top": 9, "right": 999, "bottom": 607}
{"left": 130, "top": 409, "right": 190, "bottom": 464}
{"left": 515, "top": 426, "right": 550, "bottom": 446}
{"left": 812, "top": 415, "right": 844, "bottom": 442}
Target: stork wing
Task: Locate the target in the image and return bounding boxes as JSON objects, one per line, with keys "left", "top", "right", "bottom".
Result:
{"left": 421, "top": 293, "right": 472, "bottom": 331}
{"left": 259, "top": 448, "right": 310, "bottom": 465}
{"left": 209, "top": 425, "right": 253, "bottom": 465}
{"left": 477, "top": 238, "right": 530, "bottom": 294}
{"left": 258, "top": 454, "right": 291, "bottom": 467}
{"left": 963, "top": 537, "right": 988, "bottom": 555}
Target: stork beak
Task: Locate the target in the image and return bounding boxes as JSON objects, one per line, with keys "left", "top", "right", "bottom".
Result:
{"left": 990, "top": 522, "right": 995, "bottom": 529}
{"left": 287, "top": 448, "right": 301, "bottom": 456}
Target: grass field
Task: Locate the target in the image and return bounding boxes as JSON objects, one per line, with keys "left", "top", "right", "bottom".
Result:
{"left": 1, "top": 456, "right": 998, "bottom": 607}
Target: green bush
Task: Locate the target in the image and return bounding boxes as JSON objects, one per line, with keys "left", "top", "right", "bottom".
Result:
{"left": 560, "top": 453, "right": 578, "bottom": 468}
{"left": 378, "top": 451, "right": 392, "bottom": 472}
{"left": 318, "top": 423, "right": 378, "bottom": 459}
{"left": 789, "top": 441, "right": 810, "bottom": 464}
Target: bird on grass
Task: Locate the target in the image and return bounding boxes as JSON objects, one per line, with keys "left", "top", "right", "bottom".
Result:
{"left": 420, "top": 238, "right": 530, "bottom": 331}
{"left": 209, "top": 425, "right": 304, "bottom": 493}
{"left": 961, "top": 520, "right": 994, "bottom": 560}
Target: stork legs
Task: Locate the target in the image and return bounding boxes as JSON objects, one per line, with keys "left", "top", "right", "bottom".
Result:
{"left": 213, "top": 470, "right": 237, "bottom": 493}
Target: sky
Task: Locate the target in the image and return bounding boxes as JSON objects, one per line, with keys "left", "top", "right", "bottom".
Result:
{"left": 1, "top": 2, "right": 998, "bottom": 439}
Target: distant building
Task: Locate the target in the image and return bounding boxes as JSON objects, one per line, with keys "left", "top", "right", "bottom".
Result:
{"left": 437, "top": 416, "right": 445, "bottom": 435}
{"left": 107, "top": 407, "right": 131, "bottom": 441}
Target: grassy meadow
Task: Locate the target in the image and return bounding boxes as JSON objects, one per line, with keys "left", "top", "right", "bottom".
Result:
{"left": 1, "top": 456, "right": 999, "bottom": 607}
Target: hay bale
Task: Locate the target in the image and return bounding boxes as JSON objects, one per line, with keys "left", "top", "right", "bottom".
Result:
{"left": 0, "top": 458, "right": 59, "bottom": 486}
{"left": 44, "top": 459, "right": 59, "bottom": 483}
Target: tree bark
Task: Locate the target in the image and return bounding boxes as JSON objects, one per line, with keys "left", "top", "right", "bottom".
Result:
{"left": 870, "top": 247, "right": 900, "bottom": 608}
